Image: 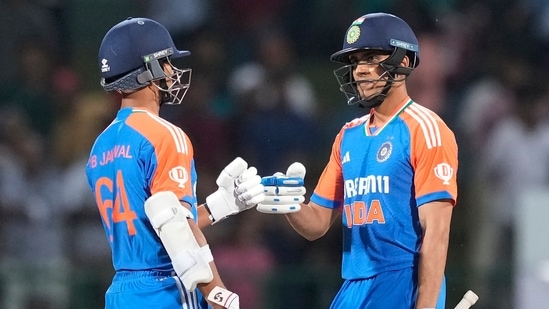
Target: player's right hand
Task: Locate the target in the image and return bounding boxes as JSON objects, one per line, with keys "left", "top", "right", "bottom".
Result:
{"left": 257, "top": 162, "right": 306, "bottom": 214}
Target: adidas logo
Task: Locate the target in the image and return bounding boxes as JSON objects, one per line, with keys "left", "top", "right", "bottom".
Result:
{"left": 342, "top": 151, "right": 351, "bottom": 164}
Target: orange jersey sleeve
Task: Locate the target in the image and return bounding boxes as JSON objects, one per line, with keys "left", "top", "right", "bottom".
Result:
{"left": 402, "top": 103, "right": 458, "bottom": 206}
{"left": 127, "top": 110, "right": 195, "bottom": 200}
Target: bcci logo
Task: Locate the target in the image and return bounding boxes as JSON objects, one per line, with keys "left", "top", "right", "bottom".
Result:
{"left": 376, "top": 142, "right": 392, "bottom": 162}
{"left": 346, "top": 25, "right": 361, "bottom": 44}
{"left": 169, "top": 166, "right": 188, "bottom": 188}
{"left": 434, "top": 163, "right": 453, "bottom": 185}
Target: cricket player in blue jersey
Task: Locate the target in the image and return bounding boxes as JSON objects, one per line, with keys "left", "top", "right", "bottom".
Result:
{"left": 86, "top": 17, "right": 265, "bottom": 309}
{"left": 257, "top": 13, "right": 458, "bottom": 309}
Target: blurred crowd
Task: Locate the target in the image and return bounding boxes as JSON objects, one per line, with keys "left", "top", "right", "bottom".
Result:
{"left": 2, "top": 0, "right": 549, "bottom": 308}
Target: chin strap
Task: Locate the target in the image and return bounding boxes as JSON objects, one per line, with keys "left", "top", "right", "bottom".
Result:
{"left": 159, "top": 78, "right": 171, "bottom": 105}
{"left": 380, "top": 47, "right": 413, "bottom": 76}
{"left": 358, "top": 80, "right": 394, "bottom": 109}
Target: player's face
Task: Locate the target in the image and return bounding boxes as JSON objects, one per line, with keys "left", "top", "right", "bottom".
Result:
{"left": 349, "top": 51, "right": 391, "bottom": 98}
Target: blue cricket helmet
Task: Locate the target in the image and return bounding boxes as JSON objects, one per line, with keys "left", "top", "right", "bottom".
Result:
{"left": 330, "top": 12, "right": 420, "bottom": 67}
{"left": 98, "top": 17, "right": 190, "bottom": 92}
{"left": 330, "top": 13, "right": 420, "bottom": 108}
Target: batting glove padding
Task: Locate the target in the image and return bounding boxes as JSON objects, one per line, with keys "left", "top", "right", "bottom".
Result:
{"left": 207, "top": 286, "right": 240, "bottom": 309}
{"left": 257, "top": 162, "right": 306, "bottom": 214}
{"left": 206, "top": 157, "right": 265, "bottom": 223}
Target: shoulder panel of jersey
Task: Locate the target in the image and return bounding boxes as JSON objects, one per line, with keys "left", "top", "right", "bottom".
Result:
{"left": 401, "top": 102, "right": 458, "bottom": 206}
{"left": 126, "top": 109, "right": 195, "bottom": 202}
{"left": 311, "top": 114, "right": 371, "bottom": 210}
{"left": 343, "top": 114, "right": 371, "bottom": 130}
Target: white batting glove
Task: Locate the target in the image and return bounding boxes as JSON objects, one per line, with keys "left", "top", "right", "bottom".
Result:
{"left": 206, "top": 157, "right": 265, "bottom": 224}
{"left": 257, "top": 162, "right": 306, "bottom": 214}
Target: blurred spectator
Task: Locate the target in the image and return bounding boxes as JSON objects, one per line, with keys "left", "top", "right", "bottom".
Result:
{"left": 218, "top": 0, "right": 289, "bottom": 62}
{"left": 223, "top": 0, "right": 287, "bottom": 33}
{"left": 407, "top": 31, "right": 453, "bottom": 114}
{"left": 227, "top": 27, "right": 330, "bottom": 277}
{"left": 452, "top": 51, "right": 533, "bottom": 309}
{"left": 51, "top": 67, "right": 84, "bottom": 119}
{"left": 142, "top": 0, "right": 211, "bottom": 45}
{"left": 48, "top": 90, "right": 116, "bottom": 308}
{"left": 0, "top": 37, "right": 59, "bottom": 138}
{"left": 527, "top": 0, "right": 549, "bottom": 45}
{"left": 475, "top": 80, "right": 549, "bottom": 309}
{"left": 0, "top": 107, "right": 69, "bottom": 309}
{"left": 185, "top": 26, "right": 233, "bottom": 117}
{"left": 211, "top": 211, "right": 276, "bottom": 309}
{"left": 456, "top": 49, "right": 529, "bottom": 152}
{"left": 0, "top": 0, "right": 60, "bottom": 84}
{"left": 49, "top": 90, "right": 115, "bottom": 259}
{"left": 228, "top": 28, "right": 320, "bottom": 175}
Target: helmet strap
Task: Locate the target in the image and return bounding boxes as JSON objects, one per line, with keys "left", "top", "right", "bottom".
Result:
{"left": 380, "top": 47, "right": 413, "bottom": 76}
{"left": 159, "top": 78, "right": 171, "bottom": 105}
{"left": 137, "top": 58, "right": 166, "bottom": 84}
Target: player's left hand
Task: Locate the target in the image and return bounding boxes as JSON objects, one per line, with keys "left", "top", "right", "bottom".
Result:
{"left": 206, "top": 157, "right": 265, "bottom": 224}
{"left": 257, "top": 162, "right": 306, "bottom": 214}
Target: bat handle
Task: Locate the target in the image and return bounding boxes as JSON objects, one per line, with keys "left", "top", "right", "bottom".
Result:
{"left": 454, "top": 290, "right": 479, "bottom": 309}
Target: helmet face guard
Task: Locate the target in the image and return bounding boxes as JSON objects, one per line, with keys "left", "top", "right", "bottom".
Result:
{"left": 333, "top": 63, "right": 393, "bottom": 108}
{"left": 333, "top": 46, "right": 418, "bottom": 108}
{"left": 330, "top": 13, "right": 420, "bottom": 108}
{"left": 154, "top": 58, "right": 192, "bottom": 105}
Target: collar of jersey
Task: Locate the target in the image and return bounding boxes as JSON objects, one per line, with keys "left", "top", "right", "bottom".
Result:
{"left": 364, "top": 97, "right": 413, "bottom": 136}
{"left": 131, "top": 107, "right": 156, "bottom": 114}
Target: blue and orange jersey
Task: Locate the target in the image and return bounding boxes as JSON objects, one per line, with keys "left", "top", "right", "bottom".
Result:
{"left": 85, "top": 107, "right": 197, "bottom": 272}
{"left": 311, "top": 97, "right": 458, "bottom": 280}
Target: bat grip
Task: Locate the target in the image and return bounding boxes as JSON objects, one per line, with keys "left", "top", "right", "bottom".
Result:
{"left": 453, "top": 290, "right": 479, "bottom": 309}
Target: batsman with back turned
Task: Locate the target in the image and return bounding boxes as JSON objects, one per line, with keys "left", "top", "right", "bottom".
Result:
{"left": 258, "top": 12, "right": 459, "bottom": 309}
{"left": 85, "top": 17, "right": 265, "bottom": 309}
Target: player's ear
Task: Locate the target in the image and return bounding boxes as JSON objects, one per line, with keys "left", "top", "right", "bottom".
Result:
{"left": 401, "top": 55, "right": 410, "bottom": 68}
{"left": 162, "top": 61, "right": 173, "bottom": 75}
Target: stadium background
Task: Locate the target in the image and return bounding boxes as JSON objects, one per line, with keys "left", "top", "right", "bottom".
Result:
{"left": 1, "top": 0, "right": 549, "bottom": 308}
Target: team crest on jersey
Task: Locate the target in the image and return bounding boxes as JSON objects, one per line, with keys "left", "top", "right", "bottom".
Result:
{"left": 377, "top": 142, "right": 392, "bottom": 162}
{"left": 169, "top": 166, "right": 189, "bottom": 188}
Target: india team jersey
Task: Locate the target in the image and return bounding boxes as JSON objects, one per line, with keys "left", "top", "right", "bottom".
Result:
{"left": 311, "top": 98, "right": 458, "bottom": 280}
{"left": 86, "top": 107, "right": 197, "bottom": 272}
